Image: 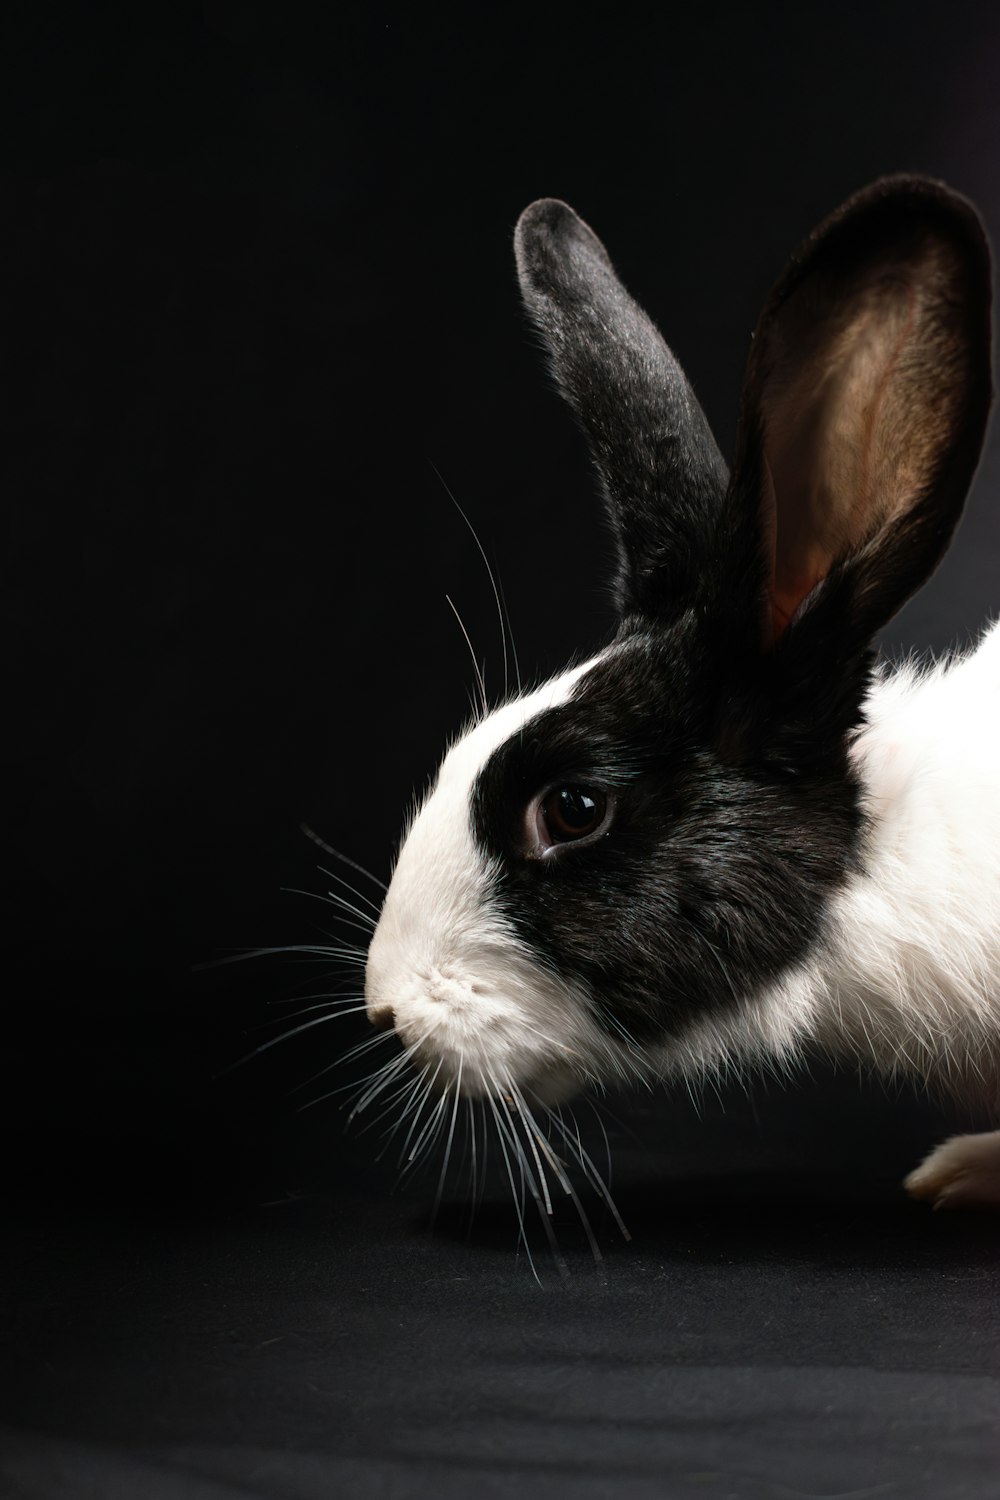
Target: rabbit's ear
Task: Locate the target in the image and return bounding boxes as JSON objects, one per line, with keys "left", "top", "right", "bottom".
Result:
{"left": 515, "top": 199, "right": 728, "bottom": 619}
{"left": 728, "top": 176, "right": 993, "bottom": 650}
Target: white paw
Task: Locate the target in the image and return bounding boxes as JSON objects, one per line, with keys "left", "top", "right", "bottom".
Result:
{"left": 905, "top": 1130, "right": 1000, "bottom": 1210}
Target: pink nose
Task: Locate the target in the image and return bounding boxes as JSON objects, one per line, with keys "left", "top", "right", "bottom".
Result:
{"left": 368, "top": 1004, "right": 395, "bottom": 1032}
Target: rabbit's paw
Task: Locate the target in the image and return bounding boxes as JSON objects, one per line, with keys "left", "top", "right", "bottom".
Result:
{"left": 905, "top": 1131, "right": 1000, "bottom": 1209}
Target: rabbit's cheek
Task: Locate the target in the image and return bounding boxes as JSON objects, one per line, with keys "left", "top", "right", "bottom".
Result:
{"left": 364, "top": 660, "right": 617, "bottom": 1100}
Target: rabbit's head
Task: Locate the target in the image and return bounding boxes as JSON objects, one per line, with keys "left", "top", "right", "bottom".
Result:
{"left": 365, "top": 178, "right": 992, "bottom": 1106}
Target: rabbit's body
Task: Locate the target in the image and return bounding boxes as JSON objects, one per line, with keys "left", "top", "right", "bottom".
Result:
{"left": 365, "top": 176, "right": 1000, "bottom": 1209}
{"left": 813, "top": 630, "right": 1000, "bottom": 1105}
{"left": 666, "top": 631, "right": 1000, "bottom": 1102}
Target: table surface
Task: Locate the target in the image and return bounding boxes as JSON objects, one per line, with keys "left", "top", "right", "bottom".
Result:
{"left": 3, "top": 1075, "right": 998, "bottom": 1500}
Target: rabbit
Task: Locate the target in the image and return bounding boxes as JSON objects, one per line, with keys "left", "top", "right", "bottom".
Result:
{"left": 364, "top": 175, "right": 1000, "bottom": 1212}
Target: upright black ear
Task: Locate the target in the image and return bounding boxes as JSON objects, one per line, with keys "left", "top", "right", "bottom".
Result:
{"left": 515, "top": 199, "right": 729, "bottom": 619}
{"left": 725, "top": 175, "right": 993, "bottom": 654}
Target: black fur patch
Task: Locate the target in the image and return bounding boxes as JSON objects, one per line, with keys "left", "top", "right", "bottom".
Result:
{"left": 472, "top": 620, "right": 867, "bottom": 1048}
{"left": 515, "top": 198, "right": 730, "bottom": 620}
{"left": 482, "top": 176, "right": 991, "bottom": 1054}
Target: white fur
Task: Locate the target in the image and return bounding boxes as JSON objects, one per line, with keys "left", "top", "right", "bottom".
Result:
{"left": 905, "top": 1130, "right": 1000, "bottom": 1207}
{"left": 368, "top": 624, "right": 1000, "bottom": 1145}
{"left": 365, "top": 654, "right": 617, "bottom": 1101}
{"left": 666, "top": 624, "right": 1000, "bottom": 1114}
{"left": 818, "top": 625, "right": 1000, "bottom": 1105}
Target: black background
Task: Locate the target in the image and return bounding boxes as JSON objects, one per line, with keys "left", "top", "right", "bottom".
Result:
{"left": 3, "top": 4, "right": 1000, "bottom": 1497}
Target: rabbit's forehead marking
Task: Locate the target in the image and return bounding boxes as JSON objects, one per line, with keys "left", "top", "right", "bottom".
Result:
{"left": 436, "top": 653, "right": 606, "bottom": 806}
{"left": 370, "top": 651, "right": 608, "bottom": 962}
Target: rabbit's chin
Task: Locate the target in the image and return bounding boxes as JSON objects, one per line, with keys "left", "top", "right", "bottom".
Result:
{"left": 408, "top": 1043, "right": 583, "bottom": 1110}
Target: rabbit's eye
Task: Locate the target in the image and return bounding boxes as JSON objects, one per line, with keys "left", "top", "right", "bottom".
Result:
{"left": 530, "top": 784, "right": 610, "bottom": 852}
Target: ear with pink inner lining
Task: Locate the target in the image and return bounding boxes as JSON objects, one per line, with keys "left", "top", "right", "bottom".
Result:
{"left": 731, "top": 177, "right": 993, "bottom": 646}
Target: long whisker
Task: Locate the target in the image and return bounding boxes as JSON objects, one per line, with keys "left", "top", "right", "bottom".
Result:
{"left": 324, "top": 1041, "right": 427, "bottom": 1122}
{"left": 311, "top": 1028, "right": 388, "bottom": 1075}
{"left": 403, "top": 1088, "right": 451, "bottom": 1181}
{"left": 315, "top": 888, "right": 379, "bottom": 930}
{"left": 285, "top": 883, "right": 378, "bottom": 931}
{"left": 597, "top": 1012, "right": 654, "bottom": 1087}
{"left": 194, "top": 942, "right": 367, "bottom": 972}
{"left": 346, "top": 1051, "right": 415, "bottom": 1123}
{"left": 397, "top": 1058, "right": 445, "bottom": 1170}
{"left": 280, "top": 886, "right": 376, "bottom": 936}
{"left": 299, "top": 824, "right": 388, "bottom": 892}
{"left": 551, "top": 1106, "right": 631, "bottom": 1243}
{"left": 261, "top": 999, "right": 369, "bottom": 1028}
{"left": 380, "top": 1064, "right": 433, "bottom": 1165}
{"left": 269, "top": 975, "right": 363, "bottom": 1004}
{"left": 508, "top": 1081, "right": 604, "bottom": 1271}
{"left": 429, "top": 460, "right": 511, "bottom": 702}
{"left": 294, "top": 1034, "right": 396, "bottom": 1108}
{"left": 446, "top": 594, "right": 488, "bottom": 719}
{"left": 504, "top": 1083, "right": 553, "bottom": 1218}
{"left": 465, "top": 1097, "right": 479, "bottom": 1236}
{"left": 356, "top": 1073, "right": 426, "bottom": 1137}
{"left": 495, "top": 575, "right": 522, "bottom": 696}
{"left": 483, "top": 1086, "right": 541, "bottom": 1285}
{"left": 293, "top": 1044, "right": 395, "bottom": 1116}
{"left": 217, "top": 1006, "right": 363, "bottom": 1076}
{"left": 375, "top": 1070, "right": 432, "bottom": 1157}
{"left": 431, "top": 1062, "right": 463, "bottom": 1226}
{"left": 492, "top": 1072, "right": 574, "bottom": 1281}
{"left": 313, "top": 864, "right": 384, "bottom": 920}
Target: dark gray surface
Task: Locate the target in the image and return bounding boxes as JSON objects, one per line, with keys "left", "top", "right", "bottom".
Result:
{"left": 3, "top": 1194, "right": 998, "bottom": 1500}
{"left": 3, "top": 1077, "right": 999, "bottom": 1499}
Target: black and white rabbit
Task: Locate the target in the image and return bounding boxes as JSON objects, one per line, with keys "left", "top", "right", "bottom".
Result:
{"left": 364, "top": 175, "right": 1000, "bottom": 1210}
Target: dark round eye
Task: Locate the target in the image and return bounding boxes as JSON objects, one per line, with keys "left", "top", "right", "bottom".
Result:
{"left": 538, "top": 784, "right": 609, "bottom": 844}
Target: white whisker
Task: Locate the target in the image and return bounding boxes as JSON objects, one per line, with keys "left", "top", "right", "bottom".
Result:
{"left": 195, "top": 942, "right": 366, "bottom": 972}
{"left": 505, "top": 1083, "right": 553, "bottom": 1218}
{"left": 262, "top": 999, "right": 369, "bottom": 1027}
{"left": 356, "top": 1077, "right": 424, "bottom": 1138}
{"left": 489, "top": 1071, "right": 567, "bottom": 1280}
{"left": 483, "top": 1085, "right": 541, "bottom": 1285}
{"left": 280, "top": 885, "right": 376, "bottom": 935}
{"left": 299, "top": 824, "right": 388, "bottom": 892}
{"left": 431, "top": 1063, "right": 463, "bottom": 1225}
{"left": 551, "top": 1106, "right": 631, "bottom": 1243}
{"left": 397, "top": 1059, "right": 446, "bottom": 1170}
{"left": 446, "top": 594, "right": 488, "bottom": 719}
{"left": 430, "top": 460, "right": 512, "bottom": 702}
{"left": 346, "top": 1051, "right": 414, "bottom": 1123}
{"left": 292, "top": 1031, "right": 392, "bottom": 1101}
{"left": 218, "top": 1006, "right": 363, "bottom": 1076}
{"left": 510, "top": 1083, "right": 607, "bottom": 1270}
{"left": 375, "top": 1070, "right": 431, "bottom": 1158}
{"left": 405, "top": 1089, "right": 451, "bottom": 1179}
{"left": 314, "top": 864, "right": 384, "bottom": 920}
